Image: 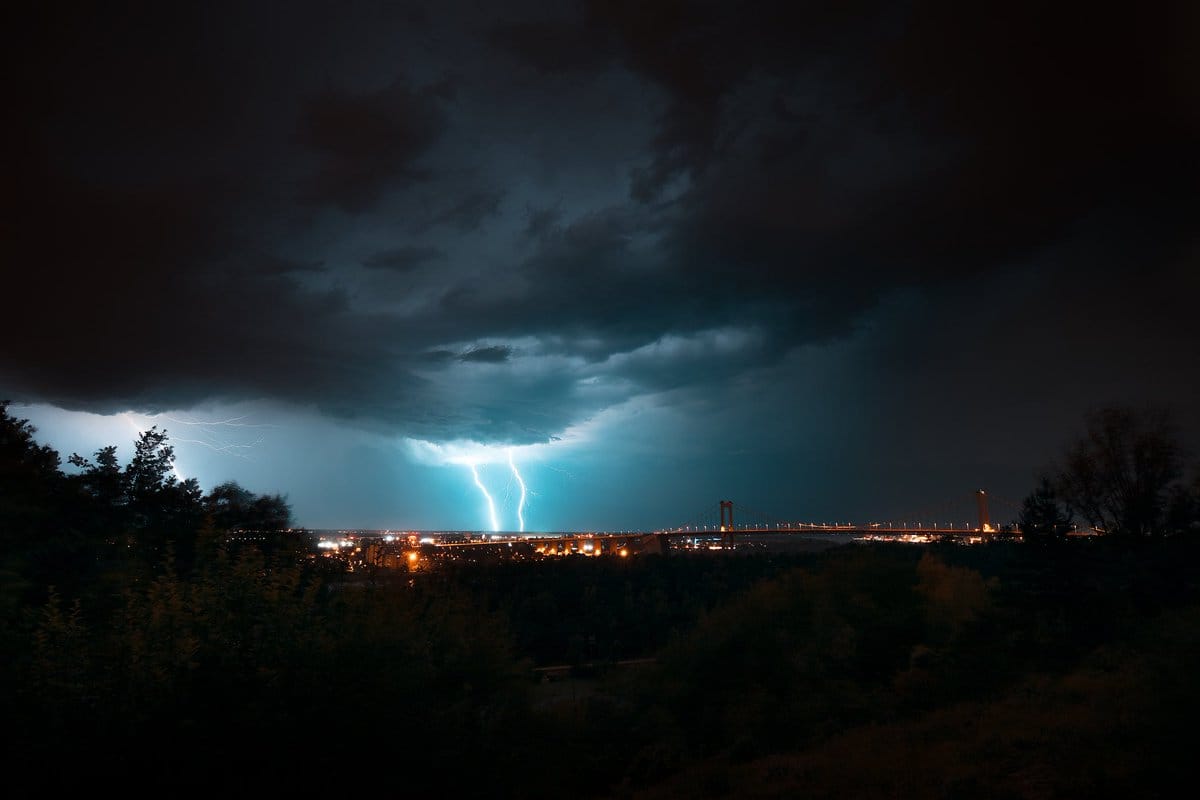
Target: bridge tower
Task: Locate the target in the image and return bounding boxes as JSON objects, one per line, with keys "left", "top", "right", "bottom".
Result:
{"left": 720, "top": 500, "right": 734, "bottom": 547}
{"left": 976, "top": 489, "right": 992, "bottom": 532}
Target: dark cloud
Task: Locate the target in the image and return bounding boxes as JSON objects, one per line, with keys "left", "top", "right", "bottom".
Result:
{"left": 412, "top": 189, "right": 506, "bottom": 233}
{"left": 298, "top": 79, "right": 448, "bottom": 213}
{"left": 429, "top": 206, "right": 675, "bottom": 350}
{"left": 505, "top": 1, "right": 893, "bottom": 203}
{"left": 458, "top": 346, "right": 514, "bottom": 363}
{"left": 4, "top": 0, "right": 1197, "bottom": 465}
{"left": 252, "top": 254, "right": 327, "bottom": 275}
{"left": 362, "top": 245, "right": 445, "bottom": 271}
{"left": 489, "top": 18, "right": 617, "bottom": 74}
{"left": 421, "top": 349, "right": 456, "bottom": 363}
{"left": 523, "top": 203, "right": 563, "bottom": 240}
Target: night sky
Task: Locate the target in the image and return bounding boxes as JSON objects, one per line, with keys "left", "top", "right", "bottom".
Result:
{"left": 6, "top": 1, "right": 1198, "bottom": 531}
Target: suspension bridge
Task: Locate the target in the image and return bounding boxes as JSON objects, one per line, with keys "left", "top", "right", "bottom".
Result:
{"left": 663, "top": 489, "right": 1020, "bottom": 539}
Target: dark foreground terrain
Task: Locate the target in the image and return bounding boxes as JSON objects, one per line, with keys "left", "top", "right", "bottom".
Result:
{"left": 6, "top": 537, "right": 1200, "bottom": 799}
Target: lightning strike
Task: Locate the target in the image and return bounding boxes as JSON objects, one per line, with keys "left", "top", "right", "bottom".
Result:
{"left": 469, "top": 462, "right": 500, "bottom": 532}
{"left": 149, "top": 413, "right": 274, "bottom": 460}
{"left": 508, "top": 449, "right": 527, "bottom": 532}
{"left": 406, "top": 437, "right": 554, "bottom": 532}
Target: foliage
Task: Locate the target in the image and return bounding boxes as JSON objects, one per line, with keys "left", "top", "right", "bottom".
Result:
{"left": 0, "top": 402, "right": 61, "bottom": 551}
{"left": 1019, "top": 476, "right": 1074, "bottom": 541}
{"left": 0, "top": 403, "right": 295, "bottom": 595}
{"left": 1055, "top": 406, "right": 1190, "bottom": 537}
{"left": 205, "top": 480, "right": 292, "bottom": 532}
{"left": 915, "top": 550, "right": 997, "bottom": 632}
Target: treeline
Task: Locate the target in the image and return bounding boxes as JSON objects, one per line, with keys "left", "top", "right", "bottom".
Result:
{"left": 0, "top": 404, "right": 532, "bottom": 790}
{"left": 1, "top": 404, "right": 291, "bottom": 603}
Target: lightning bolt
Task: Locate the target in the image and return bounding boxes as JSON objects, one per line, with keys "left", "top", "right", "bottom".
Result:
{"left": 469, "top": 462, "right": 500, "bottom": 532}
{"left": 149, "top": 413, "right": 274, "bottom": 460}
{"left": 508, "top": 449, "right": 527, "bottom": 533}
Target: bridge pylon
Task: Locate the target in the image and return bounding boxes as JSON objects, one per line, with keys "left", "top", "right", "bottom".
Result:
{"left": 976, "top": 489, "right": 992, "bottom": 532}
{"left": 720, "top": 500, "right": 734, "bottom": 548}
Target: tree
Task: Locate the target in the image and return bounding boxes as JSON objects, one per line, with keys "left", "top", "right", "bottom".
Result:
{"left": 0, "top": 402, "right": 62, "bottom": 550}
{"left": 204, "top": 481, "right": 292, "bottom": 532}
{"left": 107, "top": 427, "right": 204, "bottom": 570}
{"left": 1018, "top": 477, "right": 1073, "bottom": 542}
{"left": 1055, "top": 406, "right": 1186, "bottom": 538}
{"left": 0, "top": 402, "right": 60, "bottom": 480}
{"left": 205, "top": 481, "right": 256, "bottom": 531}
{"left": 69, "top": 445, "right": 124, "bottom": 506}
{"left": 247, "top": 493, "right": 292, "bottom": 531}
{"left": 1, "top": 403, "right": 67, "bottom": 604}
{"left": 1165, "top": 472, "right": 1200, "bottom": 536}
{"left": 125, "top": 426, "right": 177, "bottom": 506}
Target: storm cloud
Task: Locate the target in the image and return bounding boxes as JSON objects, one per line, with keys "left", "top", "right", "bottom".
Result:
{"left": 4, "top": 0, "right": 1197, "bottom": 528}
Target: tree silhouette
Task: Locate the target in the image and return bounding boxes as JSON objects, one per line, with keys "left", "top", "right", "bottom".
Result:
{"left": 126, "top": 427, "right": 177, "bottom": 499}
{"left": 0, "top": 403, "right": 61, "bottom": 551}
{"left": 68, "top": 427, "right": 204, "bottom": 570}
{"left": 205, "top": 480, "right": 292, "bottom": 532}
{"left": 1166, "top": 473, "right": 1200, "bottom": 536}
{"left": 1055, "top": 406, "right": 1186, "bottom": 538}
{"left": 1, "top": 403, "right": 67, "bottom": 604}
{"left": 1019, "top": 477, "right": 1073, "bottom": 541}
{"left": 69, "top": 445, "right": 123, "bottom": 504}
